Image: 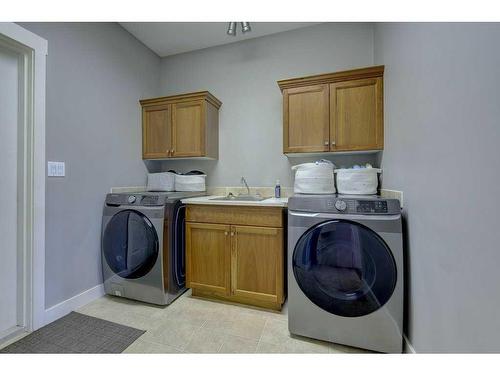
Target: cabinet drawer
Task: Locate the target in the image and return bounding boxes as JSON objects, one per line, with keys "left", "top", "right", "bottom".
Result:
{"left": 186, "top": 205, "right": 284, "bottom": 228}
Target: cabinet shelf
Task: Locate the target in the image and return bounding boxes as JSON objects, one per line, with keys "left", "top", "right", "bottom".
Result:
{"left": 285, "top": 150, "right": 382, "bottom": 158}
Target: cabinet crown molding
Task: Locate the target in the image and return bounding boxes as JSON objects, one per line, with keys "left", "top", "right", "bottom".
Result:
{"left": 277, "top": 65, "right": 384, "bottom": 91}
{"left": 140, "top": 90, "right": 222, "bottom": 109}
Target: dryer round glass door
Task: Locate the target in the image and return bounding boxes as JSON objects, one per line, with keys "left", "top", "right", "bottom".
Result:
{"left": 292, "top": 220, "right": 397, "bottom": 317}
{"left": 102, "top": 210, "right": 159, "bottom": 279}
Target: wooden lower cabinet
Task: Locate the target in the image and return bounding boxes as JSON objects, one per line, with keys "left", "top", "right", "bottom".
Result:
{"left": 231, "top": 226, "right": 284, "bottom": 304}
{"left": 186, "top": 223, "right": 231, "bottom": 295}
{"left": 185, "top": 205, "right": 286, "bottom": 310}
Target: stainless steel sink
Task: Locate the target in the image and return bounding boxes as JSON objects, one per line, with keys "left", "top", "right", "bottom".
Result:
{"left": 210, "top": 194, "right": 267, "bottom": 202}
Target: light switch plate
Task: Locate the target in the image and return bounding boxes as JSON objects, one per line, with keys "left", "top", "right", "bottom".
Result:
{"left": 48, "top": 161, "right": 65, "bottom": 177}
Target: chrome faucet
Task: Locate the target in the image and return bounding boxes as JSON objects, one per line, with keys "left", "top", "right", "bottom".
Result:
{"left": 240, "top": 176, "right": 250, "bottom": 196}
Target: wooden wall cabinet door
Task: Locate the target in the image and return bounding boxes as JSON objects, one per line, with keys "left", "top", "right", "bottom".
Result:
{"left": 330, "top": 77, "right": 383, "bottom": 151}
{"left": 142, "top": 103, "right": 172, "bottom": 159}
{"left": 230, "top": 226, "right": 284, "bottom": 305}
{"left": 186, "top": 222, "right": 231, "bottom": 295}
{"left": 172, "top": 100, "right": 205, "bottom": 157}
{"left": 283, "top": 84, "right": 330, "bottom": 153}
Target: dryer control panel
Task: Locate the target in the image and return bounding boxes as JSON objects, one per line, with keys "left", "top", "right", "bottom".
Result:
{"left": 289, "top": 195, "right": 400, "bottom": 215}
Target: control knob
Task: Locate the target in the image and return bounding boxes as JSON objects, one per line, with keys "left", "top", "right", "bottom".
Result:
{"left": 334, "top": 200, "right": 347, "bottom": 212}
{"left": 128, "top": 195, "right": 136, "bottom": 204}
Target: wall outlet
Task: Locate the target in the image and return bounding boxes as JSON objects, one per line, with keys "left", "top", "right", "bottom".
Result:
{"left": 47, "top": 161, "right": 65, "bottom": 177}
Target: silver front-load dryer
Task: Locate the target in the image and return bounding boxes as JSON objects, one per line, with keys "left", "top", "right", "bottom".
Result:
{"left": 288, "top": 194, "right": 403, "bottom": 353}
{"left": 101, "top": 191, "right": 203, "bottom": 305}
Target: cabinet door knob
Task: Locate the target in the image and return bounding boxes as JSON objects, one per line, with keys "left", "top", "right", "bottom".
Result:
{"left": 331, "top": 141, "right": 336, "bottom": 146}
{"left": 224, "top": 231, "right": 228, "bottom": 236}
{"left": 231, "top": 232, "right": 234, "bottom": 236}
{"left": 324, "top": 141, "right": 329, "bottom": 146}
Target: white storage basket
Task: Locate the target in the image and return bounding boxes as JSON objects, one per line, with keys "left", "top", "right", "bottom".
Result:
{"left": 174, "top": 174, "right": 207, "bottom": 192}
{"left": 146, "top": 172, "right": 175, "bottom": 192}
{"left": 292, "top": 160, "right": 336, "bottom": 194}
{"left": 334, "top": 168, "right": 381, "bottom": 195}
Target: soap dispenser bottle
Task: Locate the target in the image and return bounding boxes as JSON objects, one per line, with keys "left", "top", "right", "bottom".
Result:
{"left": 274, "top": 179, "right": 281, "bottom": 198}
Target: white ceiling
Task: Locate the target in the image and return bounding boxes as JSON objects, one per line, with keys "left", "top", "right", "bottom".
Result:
{"left": 120, "top": 22, "right": 319, "bottom": 57}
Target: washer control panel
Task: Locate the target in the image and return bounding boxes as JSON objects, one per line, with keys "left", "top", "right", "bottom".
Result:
{"left": 334, "top": 200, "right": 347, "bottom": 211}
{"left": 141, "top": 195, "right": 160, "bottom": 205}
{"left": 290, "top": 195, "right": 400, "bottom": 215}
{"left": 105, "top": 193, "right": 167, "bottom": 206}
{"left": 324, "top": 197, "right": 392, "bottom": 214}
{"left": 356, "top": 200, "right": 388, "bottom": 213}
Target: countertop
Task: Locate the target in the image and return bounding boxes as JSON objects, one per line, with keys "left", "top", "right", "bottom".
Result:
{"left": 181, "top": 195, "right": 288, "bottom": 207}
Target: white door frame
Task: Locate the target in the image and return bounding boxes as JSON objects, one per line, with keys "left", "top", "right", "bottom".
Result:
{"left": 0, "top": 23, "right": 47, "bottom": 337}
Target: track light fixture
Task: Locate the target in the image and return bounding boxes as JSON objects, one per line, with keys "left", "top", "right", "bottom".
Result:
{"left": 226, "top": 22, "right": 252, "bottom": 36}
{"left": 241, "top": 22, "right": 251, "bottom": 33}
{"left": 227, "top": 22, "right": 236, "bottom": 36}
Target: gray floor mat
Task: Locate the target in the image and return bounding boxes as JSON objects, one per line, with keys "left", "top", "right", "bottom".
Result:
{"left": 0, "top": 312, "right": 145, "bottom": 353}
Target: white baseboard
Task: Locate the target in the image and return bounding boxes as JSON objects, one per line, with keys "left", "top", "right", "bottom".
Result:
{"left": 44, "top": 284, "right": 105, "bottom": 326}
{"left": 403, "top": 334, "right": 416, "bottom": 353}
{"left": 0, "top": 326, "right": 28, "bottom": 349}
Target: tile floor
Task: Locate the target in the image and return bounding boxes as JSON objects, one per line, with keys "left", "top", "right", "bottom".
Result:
{"left": 76, "top": 290, "right": 370, "bottom": 354}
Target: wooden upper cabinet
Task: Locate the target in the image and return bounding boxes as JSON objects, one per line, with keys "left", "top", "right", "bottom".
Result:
{"left": 186, "top": 222, "right": 231, "bottom": 295}
{"left": 283, "top": 85, "right": 330, "bottom": 153}
{"left": 231, "top": 225, "right": 284, "bottom": 304}
{"left": 142, "top": 103, "right": 172, "bottom": 159}
{"left": 278, "top": 65, "right": 384, "bottom": 154}
{"left": 172, "top": 100, "right": 205, "bottom": 157}
{"left": 140, "top": 91, "right": 221, "bottom": 160}
{"left": 330, "top": 77, "right": 383, "bottom": 151}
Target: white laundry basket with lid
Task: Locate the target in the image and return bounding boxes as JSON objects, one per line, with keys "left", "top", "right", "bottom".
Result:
{"left": 146, "top": 172, "right": 175, "bottom": 192}
{"left": 174, "top": 171, "right": 207, "bottom": 192}
{"left": 334, "top": 168, "right": 381, "bottom": 195}
{"left": 292, "top": 160, "right": 336, "bottom": 194}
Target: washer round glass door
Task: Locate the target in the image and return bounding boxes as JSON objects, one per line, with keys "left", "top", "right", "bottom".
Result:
{"left": 103, "top": 210, "right": 159, "bottom": 279}
{"left": 293, "top": 220, "right": 397, "bottom": 317}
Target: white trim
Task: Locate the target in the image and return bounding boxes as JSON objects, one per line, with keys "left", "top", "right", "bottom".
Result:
{"left": 0, "top": 23, "right": 47, "bottom": 55}
{"left": 403, "top": 334, "right": 416, "bottom": 353}
{"left": 0, "top": 327, "right": 29, "bottom": 350}
{"left": 0, "top": 23, "right": 47, "bottom": 331}
{"left": 44, "top": 284, "right": 105, "bottom": 326}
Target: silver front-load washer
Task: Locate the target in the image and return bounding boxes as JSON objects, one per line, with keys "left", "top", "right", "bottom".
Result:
{"left": 288, "top": 194, "right": 403, "bottom": 353}
{"left": 101, "top": 191, "right": 203, "bottom": 305}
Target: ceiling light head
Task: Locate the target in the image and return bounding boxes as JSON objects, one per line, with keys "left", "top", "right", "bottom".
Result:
{"left": 241, "top": 22, "right": 252, "bottom": 33}
{"left": 227, "top": 22, "right": 237, "bottom": 36}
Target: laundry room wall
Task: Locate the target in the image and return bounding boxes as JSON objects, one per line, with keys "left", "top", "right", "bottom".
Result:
{"left": 157, "top": 23, "right": 377, "bottom": 188}
{"left": 374, "top": 23, "right": 500, "bottom": 352}
{"left": 18, "top": 23, "right": 161, "bottom": 310}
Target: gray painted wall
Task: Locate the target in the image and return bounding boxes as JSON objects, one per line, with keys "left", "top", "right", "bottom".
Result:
{"left": 374, "top": 23, "right": 500, "bottom": 352}
{"left": 19, "top": 23, "right": 161, "bottom": 308}
{"left": 157, "top": 23, "right": 377, "bottom": 187}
